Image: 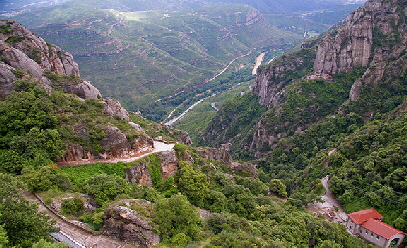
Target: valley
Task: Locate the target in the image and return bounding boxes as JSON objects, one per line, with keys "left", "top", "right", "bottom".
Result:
{"left": 3, "top": 0, "right": 407, "bottom": 247}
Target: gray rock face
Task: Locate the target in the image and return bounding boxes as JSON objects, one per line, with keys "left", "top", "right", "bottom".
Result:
{"left": 197, "top": 147, "right": 232, "bottom": 164}
{"left": 63, "top": 80, "right": 101, "bottom": 99}
{"left": 0, "top": 20, "right": 80, "bottom": 76}
{"left": 103, "top": 97, "right": 129, "bottom": 120}
{"left": 125, "top": 160, "right": 154, "bottom": 186}
{"left": 0, "top": 20, "right": 86, "bottom": 100}
{"left": 252, "top": 71, "right": 285, "bottom": 107}
{"left": 0, "top": 62, "right": 16, "bottom": 99}
{"left": 102, "top": 199, "right": 160, "bottom": 248}
{"left": 314, "top": 0, "right": 406, "bottom": 78}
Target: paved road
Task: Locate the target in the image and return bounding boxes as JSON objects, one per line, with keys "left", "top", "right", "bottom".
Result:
{"left": 58, "top": 141, "right": 174, "bottom": 166}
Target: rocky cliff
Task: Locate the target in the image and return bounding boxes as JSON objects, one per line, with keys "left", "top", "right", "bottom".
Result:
{"left": 206, "top": 0, "right": 407, "bottom": 157}
{"left": 125, "top": 146, "right": 236, "bottom": 186}
{"left": 0, "top": 19, "right": 166, "bottom": 163}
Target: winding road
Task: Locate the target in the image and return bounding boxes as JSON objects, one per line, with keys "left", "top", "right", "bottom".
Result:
{"left": 31, "top": 141, "right": 175, "bottom": 247}
{"left": 57, "top": 141, "right": 174, "bottom": 166}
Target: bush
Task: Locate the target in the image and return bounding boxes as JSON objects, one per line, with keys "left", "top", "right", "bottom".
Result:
{"left": 61, "top": 197, "right": 85, "bottom": 216}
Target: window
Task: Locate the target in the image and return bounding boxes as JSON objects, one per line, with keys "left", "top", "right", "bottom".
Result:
{"left": 376, "top": 235, "right": 380, "bottom": 240}
{"left": 360, "top": 230, "right": 363, "bottom": 234}
{"left": 366, "top": 230, "right": 369, "bottom": 234}
{"left": 371, "top": 232, "right": 374, "bottom": 237}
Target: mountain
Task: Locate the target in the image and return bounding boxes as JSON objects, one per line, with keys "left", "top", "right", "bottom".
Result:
{"left": 202, "top": 0, "right": 407, "bottom": 231}
{"left": 0, "top": 19, "right": 373, "bottom": 248}
{"left": 0, "top": 19, "right": 191, "bottom": 170}
{"left": 1, "top": 0, "right": 364, "bottom": 121}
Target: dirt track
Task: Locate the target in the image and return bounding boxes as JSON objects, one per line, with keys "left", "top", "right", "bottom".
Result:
{"left": 306, "top": 176, "right": 348, "bottom": 223}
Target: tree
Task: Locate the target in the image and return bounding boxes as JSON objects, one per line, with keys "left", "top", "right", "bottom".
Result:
{"left": 269, "top": 179, "right": 288, "bottom": 197}
{"left": 0, "top": 223, "right": 8, "bottom": 248}
{"left": 0, "top": 173, "right": 58, "bottom": 246}
{"left": 153, "top": 194, "right": 202, "bottom": 242}
{"left": 32, "top": 239, "right": 68, "bottom": 248}
{"left": 176, "top": 161, "right": 210, "bottom": 207}
{"left": 21, "top": 166, "right": 58, "bottom": 192}
{"left": 82, "top": 173, "right": 131, "bottom": 205}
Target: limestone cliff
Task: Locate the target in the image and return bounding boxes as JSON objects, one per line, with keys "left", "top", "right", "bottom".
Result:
{"left": 208, "top": 0, "right": 407, "bottom": 157}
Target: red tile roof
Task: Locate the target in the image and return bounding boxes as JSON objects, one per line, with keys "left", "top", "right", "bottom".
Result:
{"left": 348, "top": 208, "right": 383, "bottom": 224}
{"left": 362, "top": 219, "right": 404, "bottom": 239}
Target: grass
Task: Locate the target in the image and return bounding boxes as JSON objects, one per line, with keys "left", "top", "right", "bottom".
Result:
{"left": 57, "top": 161, "right": 132, "bottom": 187}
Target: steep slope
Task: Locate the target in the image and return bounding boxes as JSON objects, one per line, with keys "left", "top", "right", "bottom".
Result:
{"left": 0, "top": 19, "right": 188, "bottom": 171}
{"left": 10, "top": 2, "right": 301, "bottom": 121}
{"left": 202, "top": 0, "right": 407, "bottom": 232}
{"left": 204, "top": 0, "right": 407, "bottom": 158}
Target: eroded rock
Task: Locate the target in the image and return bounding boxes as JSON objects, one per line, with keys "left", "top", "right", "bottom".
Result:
{"left": 102, "top": 199, "right": 159, "bottom": 248}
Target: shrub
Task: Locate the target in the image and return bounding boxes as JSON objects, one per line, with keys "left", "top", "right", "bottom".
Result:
{"left": 61, "top": 197, "right": 85, "bottom": 216}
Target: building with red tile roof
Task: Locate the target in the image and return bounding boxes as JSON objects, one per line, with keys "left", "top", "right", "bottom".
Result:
{"left": 346, "top": 208, "right": 405, "bottom": 247}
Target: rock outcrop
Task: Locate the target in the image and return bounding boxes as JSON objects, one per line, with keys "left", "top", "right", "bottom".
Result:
{"left": 62, "top": 133, "right": 154, "bottom": 162}
{"left": 62, "top": 80, "right": 101, "bottom": 100}
{"left": 0, "top": 19, "right": 82, "bottom": 99}
{"left": 125, "top": 147, "right": 234, "bottom": 186}
{"left": 197, "top": 147, "right": 232, "bottom": 164}
{"left": 313, "top": 0, "right": 407, "bottom": 101}
{"left": 252, "top": 48, "right": 316, "bottom": 107}
{"left": 103, "top": 97, "right": 130, "bottom": 120}
{"left": 102, "top": 199, "right": 160, "bottom": 248}
{"left": 0, "top": 20, "right": 80, "bottom": 77}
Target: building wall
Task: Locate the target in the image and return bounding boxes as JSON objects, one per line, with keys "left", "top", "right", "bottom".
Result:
{"left": 358, "top": 226, "right": 387, "bottom": 247}
{"left": 383, "top": 233, "right": 405, "bottom": 248}
{"left": 346, "top": 219, "right": 359, "bottom": 235}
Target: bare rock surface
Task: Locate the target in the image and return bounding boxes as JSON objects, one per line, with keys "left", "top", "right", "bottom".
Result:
{"left": 103, "top": 97, "right": 130, "bottom": 120}
{"left": 102, "top": 199, "right": 160, "bottom": 248}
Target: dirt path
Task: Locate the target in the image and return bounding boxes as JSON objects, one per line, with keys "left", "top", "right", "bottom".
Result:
{"left": 306, "top": 176, "right": 348, "bottom": 224}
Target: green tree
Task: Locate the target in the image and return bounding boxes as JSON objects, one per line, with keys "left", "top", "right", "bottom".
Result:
{"left": 0, "top": 173, "right": 57, "bottom": 246}
{"left": 82, "top": 173, "right": 131, "bottom": 205}
{"left": 269, "top": 179, "right": 288, "bottom": 197}
{"left": 21, "top": 166, "right": 58, "bottom": 192}
{"left": 0, "top": 222, "right": 8, "bottom": 248}
{"left": 176, "top": 161, "right": 210, "bottom": 207}
{"left": 32, "top": 239, "right": 68, "bottom": 248}
{"left": 153, "top": 194, "right": 202, "bottom": 242}
{"left": 61, "top": 197, "right": 85, "bottom": 216}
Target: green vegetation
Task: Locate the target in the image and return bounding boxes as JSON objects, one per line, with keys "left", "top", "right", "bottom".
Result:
{"left": 9, "top": 1, "right": 306, "bottom": 121}
{"left": 0, "top": 173, "right": 58, "bottom": 247}
{"left": 0, "top": 24, "right": 12, "bottom": 33}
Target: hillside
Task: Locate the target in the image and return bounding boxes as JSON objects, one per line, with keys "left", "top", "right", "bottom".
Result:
{"left": 202, "top": 0, "right": 407, "bottom": 234}
{"left": 1, "top": 0, "right": 364, "bottom": 121}
{"left": 0, "top": 18, "right": 377, "bottom": 248}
